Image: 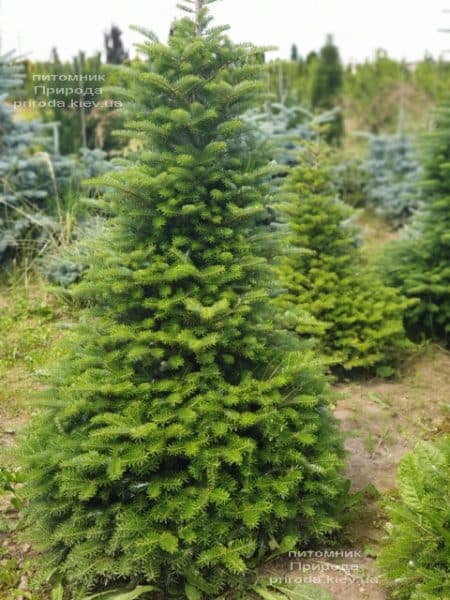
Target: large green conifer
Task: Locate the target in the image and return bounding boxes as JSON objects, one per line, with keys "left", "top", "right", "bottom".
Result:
{"left": 20, "top": 3, "right": 345, "bottom": 597}
{"left": 364, "top": 133, "right": 422, "bottom": 228}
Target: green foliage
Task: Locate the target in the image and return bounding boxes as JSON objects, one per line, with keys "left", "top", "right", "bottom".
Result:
{"left": 381, "top": 102, "right": 450, "bottom": 343}
{"left": 253, "top": 582, "right": 334, "bottom": 599}
{"left": 0, "top": 466, "right": 25, "bottom": 512}
{"left": 310, "top": 36, "right": 343, "bottom": 109}
{"left": 333, "top": 157, "right": 368, "bottom": 208}
{"left": 413, "top": 56, "right": 450, "bottom": 105}
{"left": 344, "top": 51, "right": 409, "bottom": 134}
{"left": 19, "top": 4, "right": 345, "bottom": 598}
{"left": 310, "top": 36, "right": 343, "bottom": 145}
{"left": 266, "top": 60, "right": 313, "bottom": 108}
{"left": 265, "top": 50, "right": 450, "bottom": 142}
{"left": 377, "top": 436, "right": 450, "bottom": 600}
{"left": 83, "top": 585, "right": 159, "bottom": 599}
{"left": 0, "top": 467, "right": 29, "bottom": 598}
{"left": 274, "top": 144, "right": 410, "bottom": 374}
{"left": 0, "top": 555, "right": 21, "bottom": 595}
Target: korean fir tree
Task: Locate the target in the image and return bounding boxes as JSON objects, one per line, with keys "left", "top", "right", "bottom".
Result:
{"left": 19, "top": 2, "right": 346, "bottom": 598}
{"left": 274, "top": 143, "right": 410, "bottom": 375}
{"left": 382, "top": 101, "right": 450, "bottom": 343}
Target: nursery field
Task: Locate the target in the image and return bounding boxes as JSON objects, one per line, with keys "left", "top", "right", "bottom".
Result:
{"left": 1, "top": 0, "right": 449, "bottom": 599}
{"left": 0, "top": 292, "right": 448, "bottom": 600}
{"left": 0, "top": 217, "right": 448, "bottom": 599}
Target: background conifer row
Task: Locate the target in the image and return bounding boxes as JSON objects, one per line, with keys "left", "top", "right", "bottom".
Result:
{"left": 382, "top": 100, "right": 450, "bottom": 343}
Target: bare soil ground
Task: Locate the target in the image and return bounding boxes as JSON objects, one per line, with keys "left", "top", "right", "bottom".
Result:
{"left": 258, "top": 346, "right": 449, "bottom": 600}
{"left": 356, "top": 211, "right": 399, "bottom": 258}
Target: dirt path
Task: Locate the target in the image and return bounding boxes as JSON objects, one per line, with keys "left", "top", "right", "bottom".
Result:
{"left": 337, "top": 345, "right": 449, "bottom": 494}
{"left": 260, "top": 346, "right": 449, "bottom": 600}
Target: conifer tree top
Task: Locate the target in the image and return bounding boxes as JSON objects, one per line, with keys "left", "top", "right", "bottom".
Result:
{"left": 176, "top": 0, "right": 220, "bottom": 36}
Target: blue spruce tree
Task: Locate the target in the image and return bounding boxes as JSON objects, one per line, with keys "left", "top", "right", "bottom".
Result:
{"left": 245, "top": 100, "right": 339, "bottom": 167}
{"left": 0, "top": 52, "right": 83, "bottom": 265}
{"left": 0, "top": 52, "right": 55, "bottom": 262}
{"left": 382, "top": 101, "right": 450, "bottom": 342}
{"left": 364, "top": 133, "right": 422, "bottom": 228}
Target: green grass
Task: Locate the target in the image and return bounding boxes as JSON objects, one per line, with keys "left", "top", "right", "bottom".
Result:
{"left": 0, "top": 274, "right": 69, "bottom": 414}
{"left": 356, "top": 208, "right": 399, "bottom": 260}
{"left": 0, "top": 272, "right": 75, "bottom": 468}
{"left": 0, "top": 273, "right": 74, "bottom": 599}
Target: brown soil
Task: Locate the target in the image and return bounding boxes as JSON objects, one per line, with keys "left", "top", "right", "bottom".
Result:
{"left": 259, "top": 345, "right": 450, "bottom": 600}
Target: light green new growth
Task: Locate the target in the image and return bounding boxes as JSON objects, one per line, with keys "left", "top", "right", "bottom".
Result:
{"left": 378, "top": 436, "right": 450, "bottom": 599}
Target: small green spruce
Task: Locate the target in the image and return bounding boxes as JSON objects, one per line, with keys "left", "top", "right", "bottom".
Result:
{"left": 274, "top": 144, "right": 410, "bottom": 374}
{"left": 378, "top": 436, "right": 450, "bottom": 600}
{"left": 20, "top": 3, "right": 345, "bottom": 598}
{"left": 382, "top": 101, "right": 450, "bottom": 343}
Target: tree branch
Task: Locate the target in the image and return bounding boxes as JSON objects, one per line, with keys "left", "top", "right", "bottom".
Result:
{"left": 195, "top": 0, "right": 202, "bottom": 36}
